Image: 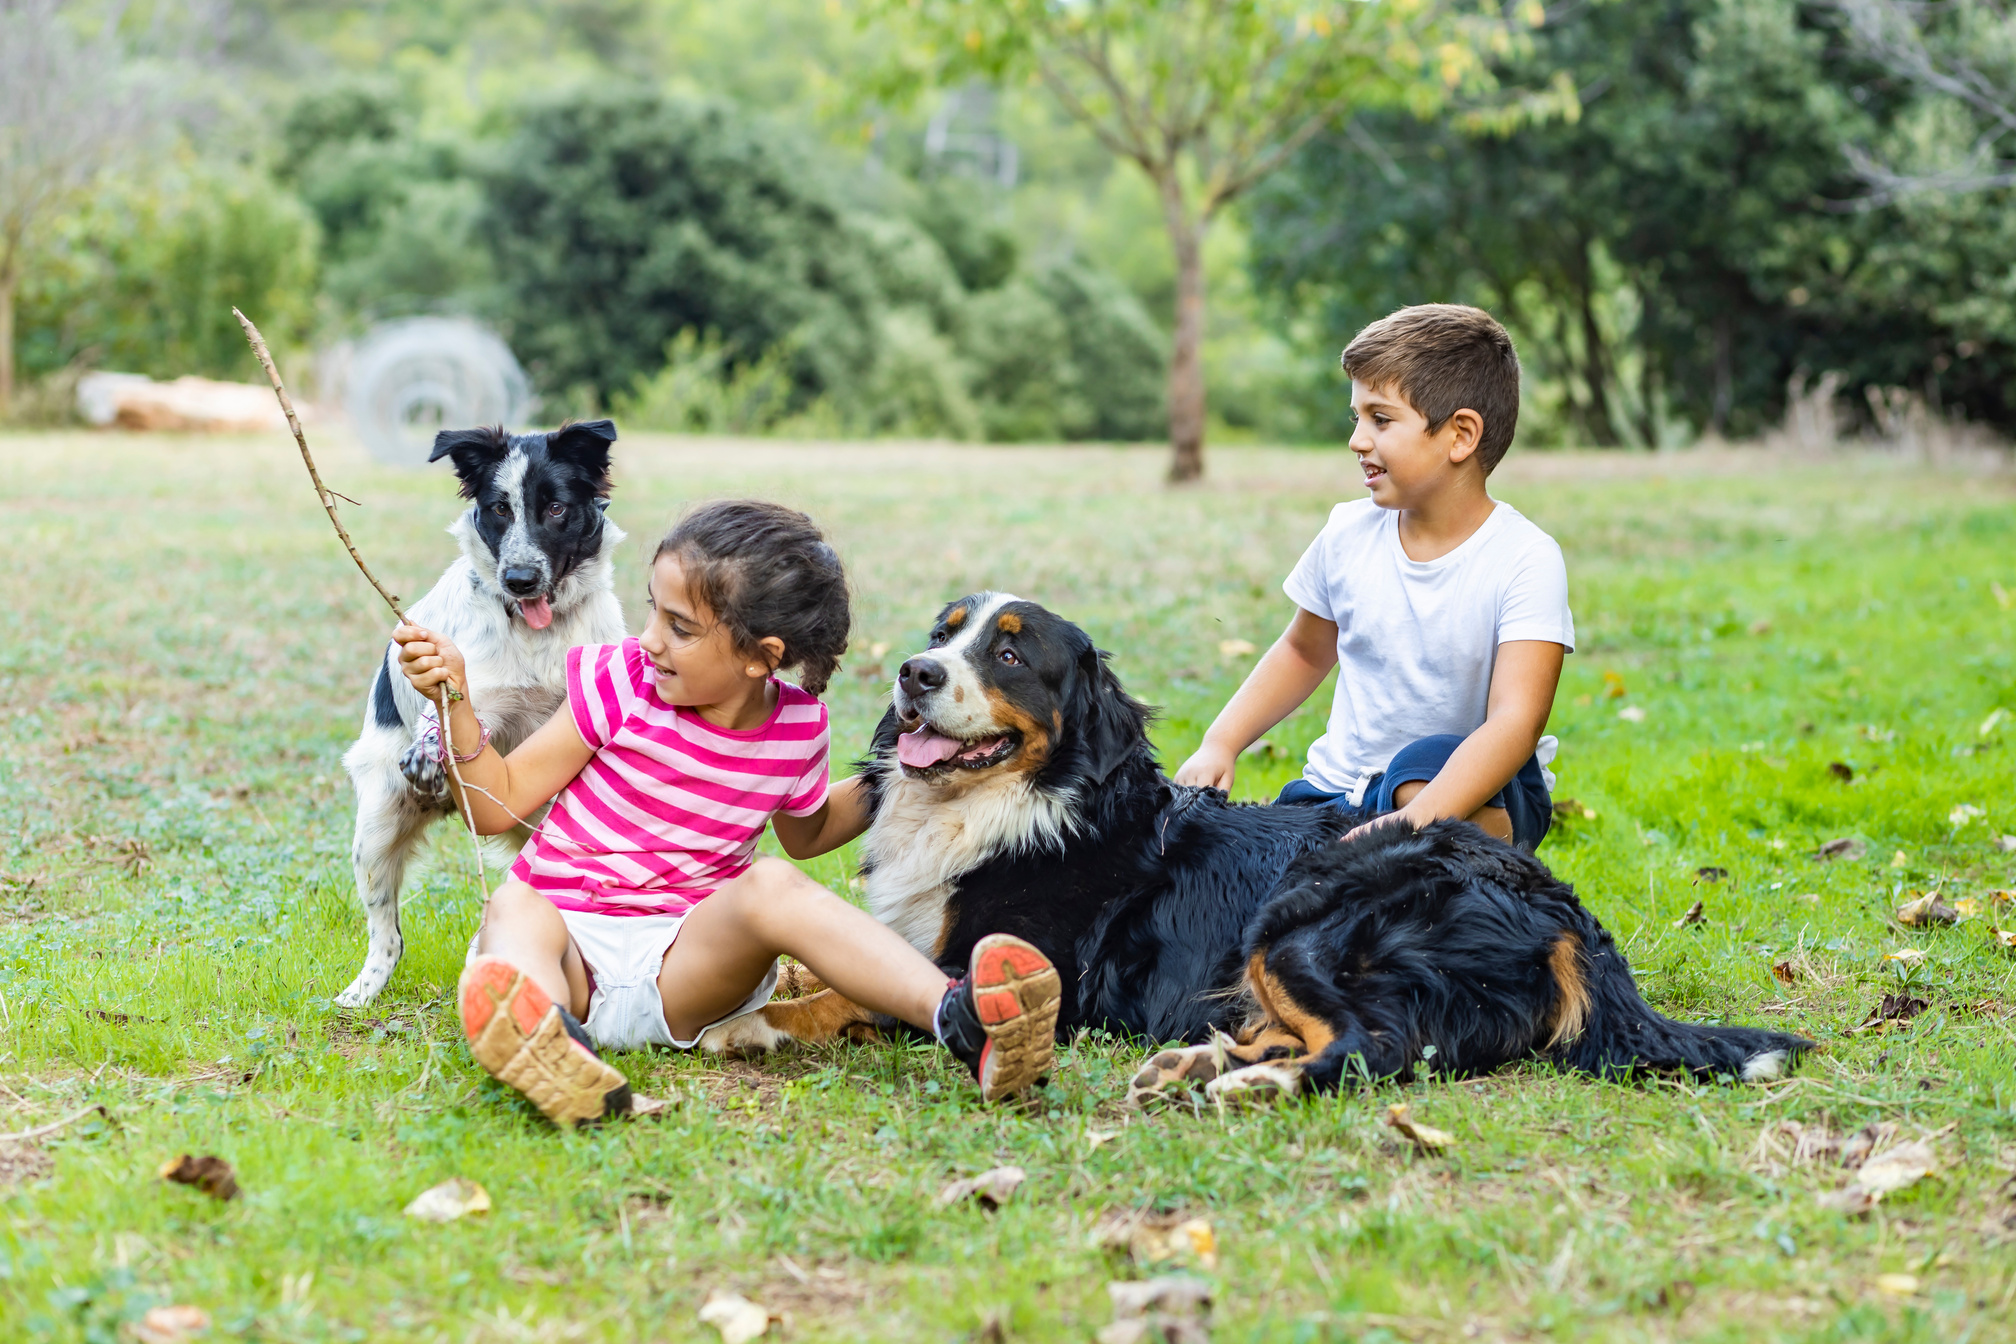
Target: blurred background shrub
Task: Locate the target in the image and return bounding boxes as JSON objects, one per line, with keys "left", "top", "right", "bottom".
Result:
{"left": 3, "top": 0, "right": 2013, "bottom": 452}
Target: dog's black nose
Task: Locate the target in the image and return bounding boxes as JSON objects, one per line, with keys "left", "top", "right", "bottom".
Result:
{"left": 501, "top": 566, "right": 542, "bottom": 596}
{"left": 898, "top": 657, "right": 947, "bottom": 695}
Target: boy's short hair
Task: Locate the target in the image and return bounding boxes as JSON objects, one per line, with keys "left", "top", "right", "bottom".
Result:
{"left": 1341, "top": 304, "right": 1521, "bottom": 473}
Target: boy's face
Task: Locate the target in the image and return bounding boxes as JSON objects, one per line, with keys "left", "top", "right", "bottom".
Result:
{"left": 1347, "top": 379, "right": 1483, "bottom": 509}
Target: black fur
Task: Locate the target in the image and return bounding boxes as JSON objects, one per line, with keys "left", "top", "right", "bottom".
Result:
{"left": 370, "top": 659, "right": 402, "bottom": 730}
{"left": 864, "top": 597, "right": 1812, "bottom": 1087}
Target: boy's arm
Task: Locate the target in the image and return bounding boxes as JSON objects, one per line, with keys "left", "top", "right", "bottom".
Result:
{"left": 770, "top": 775, "right": 872, "bottom": 861}
{"left": 1350, "top": 639, "right": 1563, "bottom": 837}
{"left": 1173, "top": 608, "right": 1339, "bottom": 791}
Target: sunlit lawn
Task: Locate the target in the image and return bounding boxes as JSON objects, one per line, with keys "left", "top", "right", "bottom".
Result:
{"left": 0, "top": 429, "right": 2012, "bottom": 1342}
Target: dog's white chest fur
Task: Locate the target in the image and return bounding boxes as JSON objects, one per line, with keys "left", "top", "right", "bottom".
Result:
{"left": 862, "top": 768, "right": 1074, "bottom": 958}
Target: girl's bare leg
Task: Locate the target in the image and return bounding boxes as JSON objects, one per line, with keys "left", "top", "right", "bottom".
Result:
{"left": 474, "top": 879, "right": 592, "bottom": 1018}
{"left": 656, "top": 857, "right": 947, "bottom": 1041}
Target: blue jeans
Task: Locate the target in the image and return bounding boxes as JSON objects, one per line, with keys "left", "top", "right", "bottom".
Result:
{"left": 1276, "top": 733, "right": 1552, "bottom": 851}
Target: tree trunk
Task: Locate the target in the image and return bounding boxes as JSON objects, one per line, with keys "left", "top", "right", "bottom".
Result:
{"left": 0, "top": 249, "right": 15, "bottom": 417}
{"left": 1158, "top": 176, "right": 1208, "bottom": 484}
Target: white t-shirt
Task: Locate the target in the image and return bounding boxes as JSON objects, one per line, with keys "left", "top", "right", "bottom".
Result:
{"left": 1283, "top": 498, "right": 1575, "bottom": 804}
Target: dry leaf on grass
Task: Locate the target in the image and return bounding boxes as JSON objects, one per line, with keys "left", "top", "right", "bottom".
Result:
{"left": 1884, "top": 948, "right": 1928, "bottom": 969}
{"left": 130, "top": 1304, "right": 211, "bottom": 1343}
{"left": 1772, "top": 960, "right": 1799, "bottom": 986}
{"left": 1098, "top": 1276, "right": 1214, "bottom": 1344}
{"left": 1813, "top": 837, "right": 1868, "bottom": 862}
{"left": 1849, "top": 992, "right": 1930, "bottom": 1035}
{"left": 402, "top": 1178, "right": 490, "bottom": 1222}
{"left": 1990, "top": 927, "right": 2016, "bottom": 953}
{"left": 699, "top": 1289, "right": 776, "bottom": 1344}
{"left": 1673, "top": 900, "right": 1706, "bottom": 929}
{"left": 936, "top": 1165, "right": 1025, "bottom": 1209}
{"left": 1217, "top": 638, "right": 1256, "bottom": 659}
{"left": 1896, "top": 893, "right": 1958, "bottom": 927}
{"left": 1996, "top": 835, "right": 2016, "bottom": 853}
{"left": 1617, "top": 705, "right": 1647, "bottom": 723}
{"left": 1694, "top": 866, "right": 1729, "bottom": 885}
{"left": 1092, "top": 1211, "right": 1219, "bottom": 1270}
{"left": 1874, "top": 1273, "right": 1919, "bottom": 1297}
{"left": 1386, "top": 1103, "right": 1456, "bottom": 1153}
{"left": 1828, "top": 761, "right": 1854, "bottom": 782}
{"left": 159, "top": 1155, "right": 239, "bottom": 1201}
{"left": 1949, "top": 804, "right": 1984, "bottom": 827}
{"left": 1819, "top": 1139, "right": 1938, "bottom": 1214}
{"left": 1551, "top": 798, "right": 1598, "bottom": 821}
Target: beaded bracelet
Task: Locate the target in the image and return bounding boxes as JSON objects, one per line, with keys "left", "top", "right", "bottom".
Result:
{"left": 444, "top": 721, "right": 491, "bottom": 764}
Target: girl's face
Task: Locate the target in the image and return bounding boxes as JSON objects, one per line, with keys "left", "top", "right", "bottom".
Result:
{"left": 638, "top": 554, "right": 772, "bottom": 709}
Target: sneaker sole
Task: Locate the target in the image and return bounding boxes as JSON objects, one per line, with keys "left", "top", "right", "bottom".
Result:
{"left": 459, "top": 957, "right": 630, "bottom": 1129}
{"left": 968, "top": 933, "right": 1061, "bottom": 1101}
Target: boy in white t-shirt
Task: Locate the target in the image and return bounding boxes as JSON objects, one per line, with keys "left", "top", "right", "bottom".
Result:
{"left": 1175, "top": 304, "right": 1573, "bottom": 850}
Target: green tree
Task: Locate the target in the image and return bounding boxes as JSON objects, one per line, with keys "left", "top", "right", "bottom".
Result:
{"left": 858, "top": 0, "right": 1557, "bottom": 479}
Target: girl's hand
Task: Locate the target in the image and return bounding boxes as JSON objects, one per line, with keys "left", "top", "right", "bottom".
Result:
{"left": 394, "top": 623, "right": 467, "bottom": 699}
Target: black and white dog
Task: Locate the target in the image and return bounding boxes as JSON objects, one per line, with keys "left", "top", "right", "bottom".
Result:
{"left": 335, "top": 421, "right": 626, "bottom": 1007}
{"left": 704, "top": 592, "right": 1811, "bottom": 1098}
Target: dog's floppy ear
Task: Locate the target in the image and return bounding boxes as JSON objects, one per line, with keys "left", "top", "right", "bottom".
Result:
{"left": 429, "top": 426, "right": 510, "bottom": 499}
{"left": 1067, "top": 641, "right": 1149, "bottom": 785}
{"left": 548, "top": 419, "right": 617, "bottom": 494}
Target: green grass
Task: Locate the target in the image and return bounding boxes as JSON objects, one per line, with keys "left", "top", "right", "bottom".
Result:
{"left": 0, "top": 431, "right": 2013, "bottom": 1342}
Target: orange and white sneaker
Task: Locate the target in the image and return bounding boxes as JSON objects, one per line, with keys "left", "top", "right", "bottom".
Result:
{"left": 459, "top": 956, "right": 632, "bottom": 1129}
{"left": 933, "top": 933, "right": 1062, "bottom": 1102}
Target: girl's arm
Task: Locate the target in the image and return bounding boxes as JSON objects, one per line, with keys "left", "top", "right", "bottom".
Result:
{"left": 394, "top": 623, "right": 594, "bottom": 833}
{"left": 770, "top": 775, "right": 873, "bottom": 861}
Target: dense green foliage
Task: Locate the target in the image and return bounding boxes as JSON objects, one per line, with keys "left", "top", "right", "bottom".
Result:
{"left": 1249, "top": 0, "right": 2016, "bottom": 442}
{"left": 1, "top": 433, "right": 2012, "bottom": 1338}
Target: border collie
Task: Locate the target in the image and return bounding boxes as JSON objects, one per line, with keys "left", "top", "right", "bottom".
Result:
{"left": 335, "top": 420, "right": 626, "bottom": 1008}
{"left": 702, "top": 593, "right": 1811, "bottom": 1098}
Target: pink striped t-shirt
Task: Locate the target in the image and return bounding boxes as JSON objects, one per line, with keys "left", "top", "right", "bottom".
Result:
{"left": 509, "top": 638, "right": 830, "bottom": 916}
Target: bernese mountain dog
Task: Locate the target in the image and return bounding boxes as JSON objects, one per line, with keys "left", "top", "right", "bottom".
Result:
{"left": 700, "top": 592, "right": 1811, "bottom": 1101}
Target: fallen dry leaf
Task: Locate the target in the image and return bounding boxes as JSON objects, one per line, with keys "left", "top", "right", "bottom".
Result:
{"left": 1602, "top": 670, "right": 1627, "bottom": 699}
{"left": 699, "top": 1289, "right": 776, "bottom": 1344}
{"left": 130, "top": 1304, "right": 211, "bottom": 1343}
{"left": 1092, "top": 1211, "right": 1219, "bottom": 1270}
{"left": 1550, "top": 798, "right": 1598, "bottom": 821}
{"left": 1772, "top": 960, "right": 1798, "bottom": 986}
{"left": 1890, "top": 850, "right": 1911, "bottom": 869}
{"left": 1896, "top": 893, "right": 1958, "bottom": 927}
{"left": 1099, "top": 1276, "right": 1214, "bottom": 1344}
{"left": 1086, "top": 1128, "right": 1120, "bottom": 1150}
{"left": 1813, "top": 837, "right": 1867, "bottom": 862}
{"left": 936, "top": 1165, "right": 1025, "bottom": 1209}
{"left": 1827, "top": 761, "right": 1854, "bottom": 782}
{"left": 1855, "top": 1141, "right": 1937, "bottom": 1195}
{"left": 1387, "top": 1103, "right": 1456, "bottom": 1153}
{"left": 1617, "top": 705, "right": 1647, "bottom": 723}
{"left": 1992, "top": 927, "right": 2016, "bottom": 953}
{"left": 402, "top": 1177, "right": 490, "bottom": 1222}
{"left": 1850, "top": 992, "right": 1930, "bottom": 1035}
{"left": 159, "top": 1155, "right": 239, "bottom": 1201}
{"left": 1748, "top": 618, "right": 1773, "bottom": 635}
{"left": 1874, "top": 1273, "right": 1919, "bottom": 1297}
{"left": 1216, "top": 638, "right": 1256, "bottom": 659}
{"left": 1694, "top": 866, "right": 1729, "bottom": 885}
{"left": 1949, "top": 803, "right": 1984, "bottom": 827}
{"left": 1673, "top": 899, "right": 1705, "bottom": 929}
{"left": 1884, "top": 948, "right": 1928, "bottom": 968}
{"left": 1997, "top": 835, "right": 2016, "bottom": 853}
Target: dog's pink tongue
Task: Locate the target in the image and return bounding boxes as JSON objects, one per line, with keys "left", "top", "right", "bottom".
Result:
{"left": 519, "top": 597, "right": 553, "bottom": 629}
{"left": 897, "top": 728, "right": 963, "bottom": 768}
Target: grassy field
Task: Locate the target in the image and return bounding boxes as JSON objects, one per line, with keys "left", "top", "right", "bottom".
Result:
{"left": 0, "top": 430, "right": 2013, "bottom": 1343}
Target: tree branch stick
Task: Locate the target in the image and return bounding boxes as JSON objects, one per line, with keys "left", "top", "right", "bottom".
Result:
{"left": 232, "top": 308, "right": 491, "bottom": 903}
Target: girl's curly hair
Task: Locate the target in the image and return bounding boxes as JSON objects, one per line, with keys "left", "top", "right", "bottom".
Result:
{"left": 655, "top": 500, "right": 850, "bottom": 696}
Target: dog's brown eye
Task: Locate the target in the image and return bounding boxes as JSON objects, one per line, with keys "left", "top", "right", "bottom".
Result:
{"left": 998, "top": 648, "right": 1019, "bottom": 665}
{"left": 546, "top": 502, "right": 566, "bottom": 521}
{"left": 929, "top": 630, "right": 948, "bottom": 647}
{"left": 491, "top": 502, "right": 510, "bottom": 519}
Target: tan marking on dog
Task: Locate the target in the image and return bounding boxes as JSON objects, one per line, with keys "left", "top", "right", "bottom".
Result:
{"left": 752, "top": 989, "right": 878, "bottom": 1048}
{"left": 1240, "top": 950, "right": 1337, "bottom": 1059}
{"left": 945, "top": 605, "right": 968, "bottom": 628}
{"left": 980, "top": 685, "right": 1052, "bottom": 774}
{"left": 1544, "top": 932, "right": 1590, "bottom": 1047}
{"left": 997, "top": 612, "right": 1022, "bottom": 633}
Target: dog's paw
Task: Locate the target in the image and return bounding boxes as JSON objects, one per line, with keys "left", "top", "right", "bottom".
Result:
{"left": 1204, "top": 1060, "right": 1304, "bottom": 1107}
{"left": 335, "top": 966, "right": 388, "bottom": 1009}
{"left": 397, "top": 738, "right": 449, "bottom": 801}
{"left": 1125, "top": 1043, "right": 1222, "bottom": 1111}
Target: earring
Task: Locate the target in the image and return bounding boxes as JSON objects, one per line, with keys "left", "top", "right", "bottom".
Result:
{"left": 747, "top": 666, "right": 762, "bottom": 677}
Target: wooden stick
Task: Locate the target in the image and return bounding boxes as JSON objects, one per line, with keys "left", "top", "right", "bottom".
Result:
{"left": 0, "top": 1103, "right": 106, "bottom": 1144}
{"left": 232, "top": 309, "right": 490, "bottom": 901}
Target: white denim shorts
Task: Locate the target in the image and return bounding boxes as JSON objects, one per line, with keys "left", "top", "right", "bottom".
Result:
{"left": 556, "top": 908, "right": 778, "bottom": 1052}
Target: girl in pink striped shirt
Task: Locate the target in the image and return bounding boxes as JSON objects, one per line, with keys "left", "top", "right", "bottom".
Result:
{"left": 393, "top": 500, "right": 1060, "bottom": 1127}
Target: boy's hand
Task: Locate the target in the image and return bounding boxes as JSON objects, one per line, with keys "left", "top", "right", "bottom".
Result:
{"left": 1173, "top": 743, "right": 1237, "bottom": 791}
{"left": 394, "top": 623, "right": 468, "bottom": 700}
{"left": 1343, "top": 801, "right": 1430, "bottom": 844}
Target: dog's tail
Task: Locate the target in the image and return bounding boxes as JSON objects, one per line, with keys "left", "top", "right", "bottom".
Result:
{"left": 1556, "top": 931, "right": 1814, "bottom": 1082}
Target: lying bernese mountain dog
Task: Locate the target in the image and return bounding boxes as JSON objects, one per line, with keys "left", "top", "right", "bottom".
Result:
{"left": 700, "top": 593, "right": 1811, "bottom": 1100}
